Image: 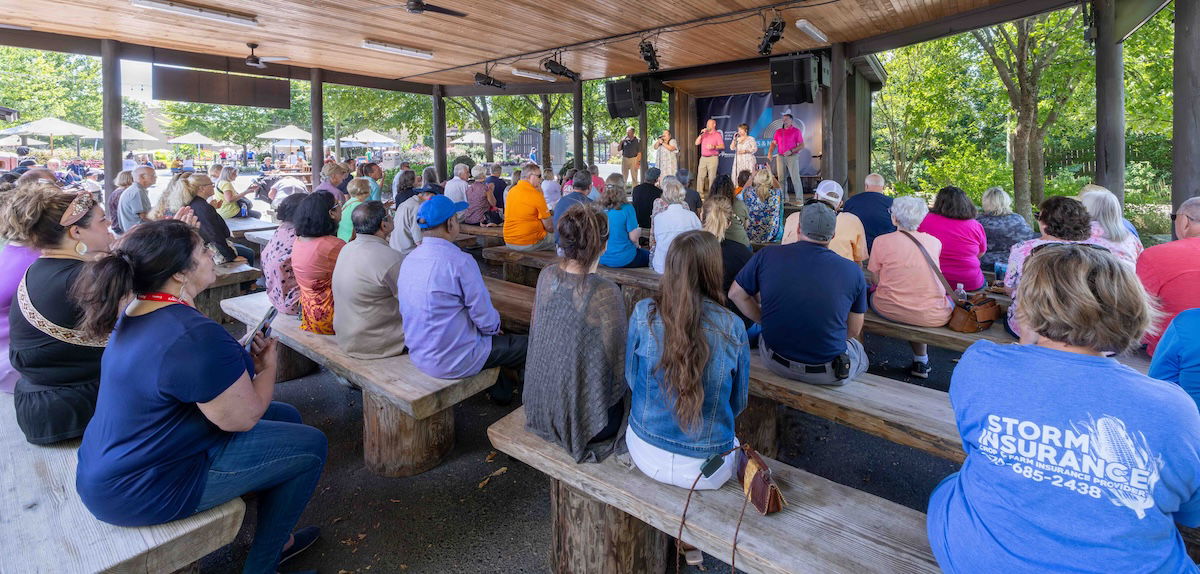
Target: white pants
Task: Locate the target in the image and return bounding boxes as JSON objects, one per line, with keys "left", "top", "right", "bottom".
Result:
{"left": 696, "top": 156, "right": 719, "bottom": 199}
{"left": 775, "top": 153, "right": 802, "bottom": 199}
{"left": 625, "top": 427, "right": 738, "bottom": 490}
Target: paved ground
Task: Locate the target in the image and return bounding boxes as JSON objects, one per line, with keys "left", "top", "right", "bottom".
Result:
{"left": 195, "top": 201, "right": 963, "bottom": 573}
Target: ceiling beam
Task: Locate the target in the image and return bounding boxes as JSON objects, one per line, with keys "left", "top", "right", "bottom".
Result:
{"left": 847, "top": 0, "right": 1079, "bottom": 58}
{"left": 0, "top": 28, "right": 433, "bottom": 95}
{"left": 442, "top": 81, "right": 576, "bottom": 97}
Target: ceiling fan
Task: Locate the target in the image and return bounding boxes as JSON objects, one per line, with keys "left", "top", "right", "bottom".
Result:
{"left": 244, "top": 43, "right": 288, "bottom": 69}
{"left": 366, "top": 0, "right": 466, "bottom": 17}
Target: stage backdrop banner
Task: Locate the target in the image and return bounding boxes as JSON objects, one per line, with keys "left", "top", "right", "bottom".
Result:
{"left": 693, "top": 92, "right": 823, "bottom": 179}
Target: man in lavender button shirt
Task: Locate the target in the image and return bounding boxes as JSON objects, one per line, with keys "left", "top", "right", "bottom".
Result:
{"left": 396, "top": 195, "right": 527, "bottom": 404}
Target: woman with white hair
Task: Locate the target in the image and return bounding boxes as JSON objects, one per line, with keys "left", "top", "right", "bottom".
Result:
{"left": 867, "top": 196, "right": 953, "bottom": 379}
{"left": 649, "top": 176, "right": 701, "bottom": 274}
{"left": 1080, "top": 185, "right": 1142, "bottom": 265}
{"left": 977, "top": 186, "right": 1036, "bottom": 271}
{"left": 462, "top": 164, "right": 501, "bottom": 226}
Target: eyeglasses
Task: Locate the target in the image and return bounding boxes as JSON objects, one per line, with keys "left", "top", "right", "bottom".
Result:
{"left": 1029, "top": 242, "right": 1111, "bottom": 256}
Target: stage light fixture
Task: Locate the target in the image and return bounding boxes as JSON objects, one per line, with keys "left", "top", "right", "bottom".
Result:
{"left": 758, "top": 16, "right": 786, "bottom": 56}
{"left": 542, "top": 58, "right": 580, "bottom": 82}
{"left": 639, "top": 40, "right": 660, "bottom": 72}
{"left": 474, "top": 72, "right": 506, "bottom": 89}
{"left": 794, "top": 19, "right": 828, "bottom": 44}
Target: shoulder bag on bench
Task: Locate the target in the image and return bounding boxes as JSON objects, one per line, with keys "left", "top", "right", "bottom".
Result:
{"left": 900, "top": 230, "right": 1001, "bottom": 333}
{"left": 675, "top": 443, "right": 787, "bottom": 573}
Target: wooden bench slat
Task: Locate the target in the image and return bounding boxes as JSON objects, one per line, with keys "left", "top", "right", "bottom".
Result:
{"left": 457, "top": 224, "right": 504, "bottom": 238}
{"left": 482, "top": 246, "right": 660, "bottom": 291}
{"left": 221, "top": 293, "right": 494, "bottom": 420}
{"left": 489, "top": 407, "right": 939, "bottom": 574}
{"left": 0, "top": 394, "right": 244, "bottom": 573}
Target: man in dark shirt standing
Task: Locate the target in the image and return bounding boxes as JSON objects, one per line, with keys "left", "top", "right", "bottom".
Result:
{"left": 485, "top": 164, "right": 508, "bottom": 210}
{"left": 630, "top": 167, "right": 661, "bottom": 229}
{"left": 618, "top": 127, "right": 641, "bottom": 186}
{"left": 841, "top": 173, "right": 896, "bottom": 252}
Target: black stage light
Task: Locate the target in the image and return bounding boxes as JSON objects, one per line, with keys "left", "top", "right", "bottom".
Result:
{"left": 639, "top": 40, "right": 660, "bottom": 72}
{"left": 474, "top": 72, "right": 506, "bottom": 89}
{"left": 758, "top": 17, "right": 786, "bottom": 56}
{"left": 542, "top": 58, "right": 580, "bottom": 82}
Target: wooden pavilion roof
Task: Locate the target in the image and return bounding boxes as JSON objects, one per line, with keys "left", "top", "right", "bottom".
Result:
{"left": 3, "top": 0, "right": 1071, "bottom": 87}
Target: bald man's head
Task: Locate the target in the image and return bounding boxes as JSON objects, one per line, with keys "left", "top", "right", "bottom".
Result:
{"left": 1178, "top": 197, "right": 1200, "bottom": 239}
{"left": 133, "top": 166, "right": 157, "bottom": 187}
{"left": 865, "top": 173, "right": 885, "bottom": 192}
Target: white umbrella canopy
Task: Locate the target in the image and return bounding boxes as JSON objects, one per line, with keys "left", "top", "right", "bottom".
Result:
{"left": 167, "top": 131, "right": 219, "bottom": 145}
{"left": 351, "top": 129, "right": 395, "bottom": 144}
{"left": 0, "top": 135, "right": 47, "bottom": 146}
{"left": 257, "top": 125, "right": 312, "bottom": 140}
{"left": 271, "top": 139, "right": 307, "bottom": 148}
{"left": 0, "top": 117, "right": 102, "bottom": 138}
{"left": 120, "top": 125, "right": 158, "bottom": 141}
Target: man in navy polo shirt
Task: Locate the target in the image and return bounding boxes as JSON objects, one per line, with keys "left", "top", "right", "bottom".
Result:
{"left": 729, "top": 202, "right": 869, "bottom": 386}
{"left": 842, "top": 173, "right": 896, "bottom": 252}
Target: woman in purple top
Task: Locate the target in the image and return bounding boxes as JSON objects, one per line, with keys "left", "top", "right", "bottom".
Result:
{"left": 0, "top": 243, "right": 40, "bottom": 393}
{"left": 917, "top": 186, "right": 988, "bottom": 291}
{"left": 313, "top": 161, "right": 348, "bottom": 204}
{"left": 462, "top": 164, "right": 501, "bottom": 226}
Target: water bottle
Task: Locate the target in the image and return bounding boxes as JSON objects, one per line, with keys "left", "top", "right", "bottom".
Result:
{"left": 954, "top": 282, "right": 968, "bottom": 301}
{"left": 239, "top": 203, "right": 248, "bottom": 218}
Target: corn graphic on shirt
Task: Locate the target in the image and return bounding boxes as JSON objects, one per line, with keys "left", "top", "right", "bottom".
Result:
{"left": 927, "top": 341, "right": 1200, "bottom": 573}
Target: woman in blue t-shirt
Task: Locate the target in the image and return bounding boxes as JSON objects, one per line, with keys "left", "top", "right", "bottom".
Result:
{"left": 597, "top": 175, "right": 649, "bottom": 268}
{"left": 624, "top": 230, "right": 750, "bottom": 490}
{"left": 928, "top": 243, "right": 1200, "bottom": 573}
{"left": 73, "top": 220, "right": 327, "bottom": 574}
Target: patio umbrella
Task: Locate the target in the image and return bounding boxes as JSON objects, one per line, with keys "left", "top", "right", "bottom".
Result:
{"left": 120, "top": 125, "right": 158, "bottom": 141}
{"left": 272, "top": 139, "right": 306, "bottom": 148}
{"left": 0, "top": 135, "right": 46, "bottom": 146}
{"left": 256, "top": 125, "right": 312, "bottom": 140}
{"left": 324, "top": 138, "right": 364, "bottom": 147}
{"left": 167, "top": 132, "right": 219, "bottom": 145}
{"left": 0, "top": 117, "right": 102, "bottom": 155}
{"left": 351, "top": 129, "right": 395, "bottom": 145}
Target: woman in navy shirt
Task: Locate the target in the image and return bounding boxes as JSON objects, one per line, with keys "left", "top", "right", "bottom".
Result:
{"left": 73, "top": 220, "right": 327, "bottom": 574}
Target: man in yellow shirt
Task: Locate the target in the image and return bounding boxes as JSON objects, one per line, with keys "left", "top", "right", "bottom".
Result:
{"left": 502, "top": 162, "right": 555, "bottom": 251}
{"left": 781, "top": 180, "right": 868, "bottom": 264}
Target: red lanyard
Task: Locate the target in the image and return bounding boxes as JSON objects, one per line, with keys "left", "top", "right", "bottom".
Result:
{"left": 136, "top": 292, "right": 192, "bottom": 307}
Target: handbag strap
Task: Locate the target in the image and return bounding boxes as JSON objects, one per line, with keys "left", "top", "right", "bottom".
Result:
{"left": 675, "top": 444, "right": 750, "bottom": 574}
{"left": 898, "top": 230, "right": 954, "bottom": 297}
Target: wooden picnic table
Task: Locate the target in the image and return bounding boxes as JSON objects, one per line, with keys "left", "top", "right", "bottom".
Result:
{"left": 225, "top": 217, "right": 278, "bottom": 239}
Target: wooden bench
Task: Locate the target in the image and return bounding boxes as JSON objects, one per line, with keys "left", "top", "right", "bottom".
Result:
{"left": 221, "top": 292, "right": 499, "bottom": 477}
{"left": 194, "top": 262, "right": 262, "bottom": 324}
{"left": 483, "top": 277, "right": 534, "bottom": 333}
{"left": 0, "top": 393, "right": 245, "bottom": 573}
{"left": 457, "top": 224, "right": 504, "bottom": 248}
{"left": 244, "top": 229, "right": 275, "bottom": 247}
{"left": 482, "top": 247, "right": 659, "bottom": 310}
{"left": 224, "top": 217, "right": 278, "bottom": 239}
{"left": 489, "top": 407, "right": 939, "bottom": 574}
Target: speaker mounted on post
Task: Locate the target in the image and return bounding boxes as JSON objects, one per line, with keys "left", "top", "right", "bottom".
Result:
{"left": 769, "top": 54, "right": 818, "bottom": 105}
{"left": 605, "top": 78, "right": 644, "bottom": 118}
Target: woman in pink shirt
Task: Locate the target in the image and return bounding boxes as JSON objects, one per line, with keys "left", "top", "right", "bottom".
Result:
{"left": 917, "top": 186, "right": 987, "bottom": 291}
{"left": 868, "top": 196, "right": 953, "bottom": 379}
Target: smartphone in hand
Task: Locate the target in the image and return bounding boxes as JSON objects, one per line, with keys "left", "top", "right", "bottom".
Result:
{"left": 241, "top": 307, "right": 277, "bottom": 352}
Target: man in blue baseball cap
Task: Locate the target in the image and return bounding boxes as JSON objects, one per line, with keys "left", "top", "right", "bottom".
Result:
{"left": 396, "top": 195, "right": 528, "bottom": 404}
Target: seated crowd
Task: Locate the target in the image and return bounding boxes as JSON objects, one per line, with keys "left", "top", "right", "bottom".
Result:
{"left": 3, "top": 153, "right": 1200, "bottom": 574}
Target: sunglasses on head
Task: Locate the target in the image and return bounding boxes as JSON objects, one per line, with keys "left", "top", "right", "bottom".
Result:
{"left": 1029, "top": 242, "right": 1111, "bottom": 255}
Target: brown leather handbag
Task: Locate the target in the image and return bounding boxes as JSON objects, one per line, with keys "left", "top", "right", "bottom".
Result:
{"left": 900, "top": 231, "right": 1002, "bottom": 333}
{"left": 675, "top": 443, "right": 786, "bottom": 573}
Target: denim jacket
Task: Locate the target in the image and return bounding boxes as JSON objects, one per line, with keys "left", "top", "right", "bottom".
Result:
{"left": 625, "top": 297, "right": 751, "bottom": 458}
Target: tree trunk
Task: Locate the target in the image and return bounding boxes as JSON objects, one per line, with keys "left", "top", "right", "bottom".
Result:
{"left": 241, "top": 144, "right": 248, "bottom": 167}
{"left": 1011, "top": 106, "right": 1034, "bottom": 223}
{"left": 480, "top": 99, "right": 495, "bottom": 163}
{"left": 585, "top": 125, "right": 595, "bottom": 167}
{"left": 333, "top": 122, "right": 342, "bottom": 162}
{"left": 1030, "top": 133, "right": 1046, "bottom": 207}
{"left": 540, "top": 95, "right": 553, "bottom": 169}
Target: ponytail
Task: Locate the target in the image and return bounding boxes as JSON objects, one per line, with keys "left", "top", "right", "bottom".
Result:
{"left": 74, "top": 252, "right": 136, "bottom": 338}
{"left": 72, "top": 220, "right": 202, "bottom": 339}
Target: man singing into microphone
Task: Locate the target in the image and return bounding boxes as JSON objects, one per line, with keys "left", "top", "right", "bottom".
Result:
{"left": 768, "top": 113, "right": 804, "bottom": 200}
{"left": 694, "top": 119, "right": 723, "bottom": 198}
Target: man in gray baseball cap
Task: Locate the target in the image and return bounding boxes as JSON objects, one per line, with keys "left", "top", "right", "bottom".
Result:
{"left": 728, "top": 201, "right": 869, "bottom": 386}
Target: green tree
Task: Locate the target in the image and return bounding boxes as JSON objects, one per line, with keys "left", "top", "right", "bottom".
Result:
{"left": 121, "top": 97, "right": 146, "bottom": 131}
{"left": 446, "top": 96, "right": 496, "bottom": 162}
{"left": 323, "top": 84, "right": 430, "bottom": 160}
{"left": 493, "top": 94, "right": 571, "bottom": 167}
{"left": 0, "top": 47, "right": 102, "bottom": 150}
{"left": 162, "top": 81, "right": 310, "bottom": 164}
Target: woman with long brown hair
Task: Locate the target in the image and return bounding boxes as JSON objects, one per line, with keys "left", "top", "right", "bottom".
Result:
{"left": 624, "top": 230, "right": 750, "bottom": 489}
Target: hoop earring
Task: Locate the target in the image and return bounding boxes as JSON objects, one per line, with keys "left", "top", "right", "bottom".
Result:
{"left": 74, "top": 241, "right": 88, "bottom": 256}
{"left": 179, "top": 276, "right": 190, "bottom": 301}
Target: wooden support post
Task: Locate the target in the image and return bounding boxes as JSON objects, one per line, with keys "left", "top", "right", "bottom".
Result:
{"left": 362, "top": 391, "right": 455, "bottom": 477}
{"left": 101, "top": 39, "right": 121, "bottom": 201}
{"left": 828, "top": 43, "right": 849, "bottom": 186}
{"left": 1176, "top": 0, "right": 1200, "bottom": 221}
{"left": 637, "top": 100, "right": 649, "bottom": 181}
{"left": 433, "top": 85, "right": 448, "bottom": 183}
{"left": 1095, "top": 0, "right": 1126, "bottom": 200}
{"left": 274, "top": 345, "right": 319, "bottom": 383}
{"left": 310, "top": 68, "right": 324, "bottom": 167}
{"left": 736, "top": 394, "right": 780, "bottom": 459}
{"left": 573, "top": 81, "right": 585, "bottom": 170}
{"left": 550, "top": 479, "right": 669, "bottom": 574}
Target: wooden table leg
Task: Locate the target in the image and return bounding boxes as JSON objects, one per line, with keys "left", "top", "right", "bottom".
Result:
{"left": 362, "top": 391, "right": 454, "bottom": 477}
{"left": 736, "top": 394, "right": 780, "bottom": 459}
{"left": 550, "top": 479, "right": 669, "bottom": 574}
{"left": 274, "top": 344, "right": 318, "bottom": 382}
{"left": 194, "top": 284, "right": 240, "bottom": 324}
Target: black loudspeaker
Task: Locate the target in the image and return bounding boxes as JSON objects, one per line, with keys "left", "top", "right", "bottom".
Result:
{"left": 770, "top": 56, "right": 818, "bottom": 105}
{"left": 605, "top": 79, "right": 643, "bottom": 118}
{"left": 640, "top": 77, "right": 663, "bottom": 103}
{"left": 818, "top": 53, "right": 832, "bottom": 88}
